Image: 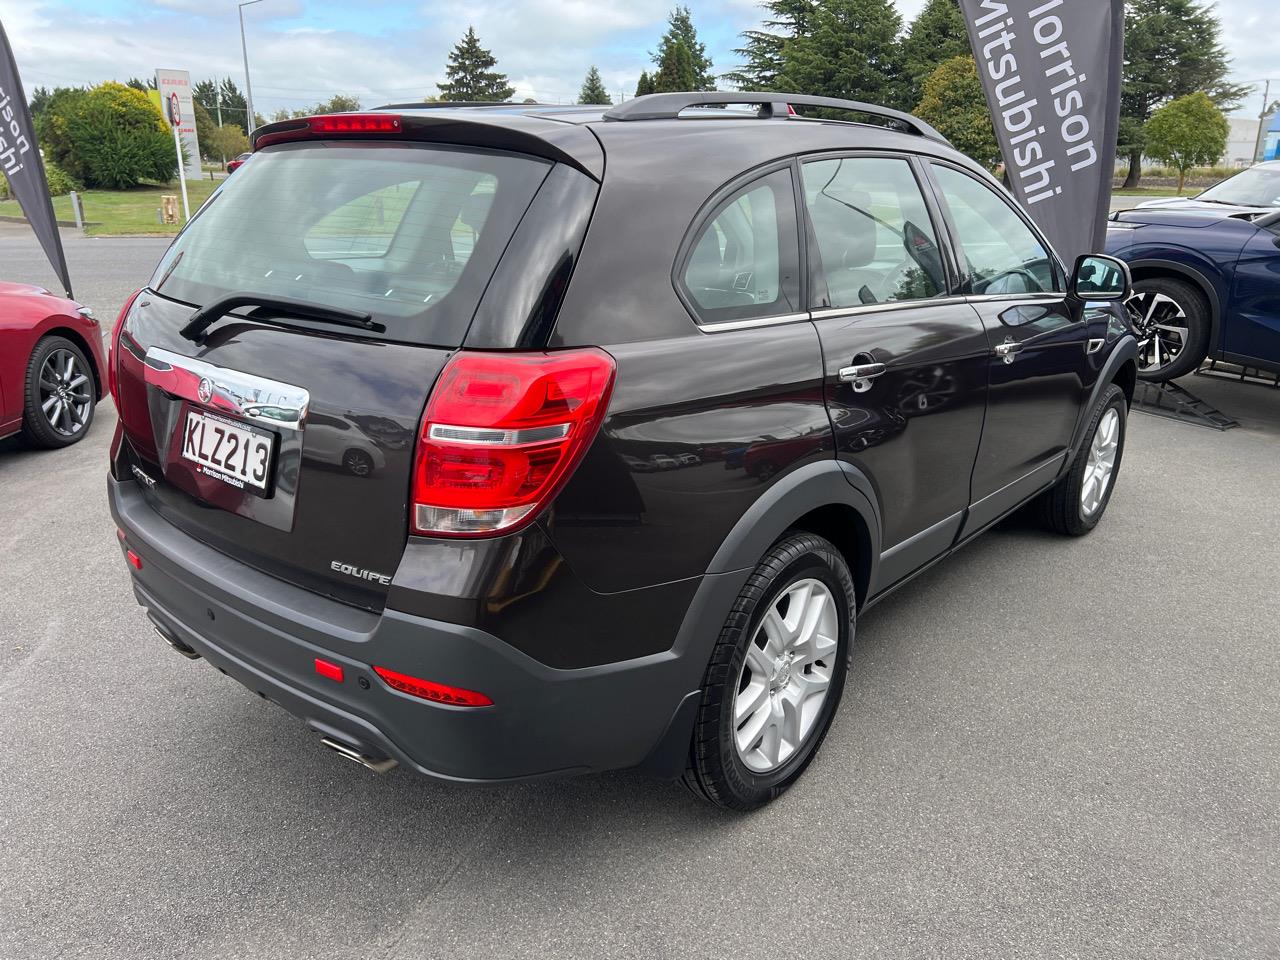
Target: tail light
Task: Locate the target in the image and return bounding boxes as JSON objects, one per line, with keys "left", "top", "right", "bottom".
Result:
{"left": 411, "top": 349, "right": 616, "bottom": 537}
{"left": 108, "top": 289, "right": 142, "bottom": 407}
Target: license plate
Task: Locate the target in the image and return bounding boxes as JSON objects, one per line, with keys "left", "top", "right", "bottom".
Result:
{"left": 180, "top": 409, "right": 275, "bottom": 493}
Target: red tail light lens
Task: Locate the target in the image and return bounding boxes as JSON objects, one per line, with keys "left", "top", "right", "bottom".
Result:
{"left": 374, "top": 666, "right": 493, "bottom": 707}
{"left": 411, "top": 349, "right": 616, "bottom": 537}
{"left": 108, "top": 289, "right": 142, "bottom": 406}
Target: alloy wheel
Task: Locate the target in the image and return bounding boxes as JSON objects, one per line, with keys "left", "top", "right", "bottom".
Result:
{"left": 39, "top": 349, "right": 92, "bottom": 438}
{"left": 733, "top": 577, "right": 839, "bottom": 773}
{"left": 1126, "top": 291, "right": 1189, "bottom": 374}
{"left": 1082, "top": 408, "right": 1120, "bottom": 518}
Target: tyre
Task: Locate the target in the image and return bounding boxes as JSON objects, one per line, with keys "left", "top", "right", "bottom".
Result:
{"left": 1125, "top": 277, "right": 1210, "bottom": 382}
{"left": 1035, "top": 383, "right": 1127, "bottom": 537}
{"left": 683, "top": 532, "right": 855, "bottom": 810}
{"left": 21, "top": 335, "right": 97, "bottom": 449}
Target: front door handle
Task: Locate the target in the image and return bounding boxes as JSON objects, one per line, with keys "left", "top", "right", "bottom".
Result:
{"left": 838, "top": 361, "right": 887, "bottom": 394}
{"left": 994, "top": 341, "right": 1024, "bottom": 364}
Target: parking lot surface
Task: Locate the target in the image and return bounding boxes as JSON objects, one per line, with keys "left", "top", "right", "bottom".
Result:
{"left": 2, "top": 224, "right": 1278, "bottom": 959}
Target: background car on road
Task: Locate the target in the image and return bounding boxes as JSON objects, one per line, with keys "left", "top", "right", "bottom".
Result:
{"left": 1107, "top": 204, "right": 1280, "bottom": 381}
{"left": 0, "top": 280, "right": 105, "bottom": 447}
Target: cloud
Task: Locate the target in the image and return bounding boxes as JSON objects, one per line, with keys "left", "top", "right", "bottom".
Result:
{"left": 1, "top": 0, "right": 1269, "bottom": 115}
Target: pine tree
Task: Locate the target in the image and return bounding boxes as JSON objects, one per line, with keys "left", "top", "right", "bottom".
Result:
{"left": 635, "top": 71, "right": 656, "bottom": 98}
{"left": 652, "top": 7, "right": 715, "bottom": 91}
{"left": 776, "top": 0, "right": 906, "bottom": 110}
{"left": 437, "top": 27, "right": 515, "bottom": 102}
{"left": 579, "top": 66, "right": 612, "bottom": 105}
{"left": 901, "top": 0, "right": 970, "bottom": 108}
{"left": 1120, "top": 0, "right": 1250, "bottom": 186}
{"left": 654, "top": 40, "right": 697, "bottom": 93}
{"left": 726, "top": 0, "right": 817, "bottom": 91}
{"left": 217, "top": 78, "right": 251, "bottom": 130}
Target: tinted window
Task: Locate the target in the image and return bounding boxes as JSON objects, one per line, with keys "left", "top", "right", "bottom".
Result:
{"left": 802, "top": 157, "right": 946, "bottom": 308}
{"left": 149, "top": 143, "right": 550, "bottom": 345}
{"left": 682, "top": 168, "right": 801, "bottom": 324}
{"left": 931, "top": 165, "right": 1059, "bottom": 295}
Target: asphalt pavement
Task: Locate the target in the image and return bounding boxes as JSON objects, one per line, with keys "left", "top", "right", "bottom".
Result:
{"left": 1, "top": 223, "right": 1278, "bottom": 959}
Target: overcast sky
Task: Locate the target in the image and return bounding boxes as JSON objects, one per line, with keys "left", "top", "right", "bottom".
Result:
{"left": 0, "top": 1, "right": 1272, "bottom": 118}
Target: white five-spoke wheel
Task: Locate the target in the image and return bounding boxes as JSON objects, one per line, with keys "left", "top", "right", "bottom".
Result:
{"left": 1035, "top": 383, "right": 1128, "bottom": 537}
{"left": 1081, "top": 407, "right": 1120, "bottom": 518}
{"left": 683, "top": 532, "right": 855, "bottom": 810}
{"left": 733, "top": 578, "right": 838, "bottom": 773}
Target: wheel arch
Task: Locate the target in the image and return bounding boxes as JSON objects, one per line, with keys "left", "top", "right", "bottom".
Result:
{"left": 1127, "top": 258, "right": 1223, "bottom": 354}
{"left": 704, "top": 459, "right": 881, "bottom": 611}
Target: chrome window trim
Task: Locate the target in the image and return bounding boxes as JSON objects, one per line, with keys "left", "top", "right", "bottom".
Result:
{"left": 696, "top": 312, "right": 812, "bottom": 334}
{"left": 809, "top": 296, "right": 971, "bottom": 322}
{"left": 963, "top": 293, "right": 1065, "bottom": 306}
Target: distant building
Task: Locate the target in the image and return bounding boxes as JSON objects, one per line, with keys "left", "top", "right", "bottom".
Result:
{"left": 1226, "top": 117, "right": 1262, "bottom": 167}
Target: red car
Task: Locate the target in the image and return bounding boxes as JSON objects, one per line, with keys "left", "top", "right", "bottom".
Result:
{"left": 0, "top": 281, "right": 106, "bottom": 448}
{"left": 226, "top": 152, "right": 251, "bottom": 174}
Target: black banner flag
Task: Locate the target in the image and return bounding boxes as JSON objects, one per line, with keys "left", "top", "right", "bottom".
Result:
{"left": 959, "top": 0, "right": 1125, "bottom": 266}
{"left": 0, "top": 19, "right": 73, "bottom": 297}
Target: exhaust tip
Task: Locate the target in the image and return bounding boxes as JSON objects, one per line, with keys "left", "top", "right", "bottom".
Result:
{"left": 149, "top": 617, "right": 201, "bottom": 660}
{"left": 320, "top": 736, "right": 398, "bottom": 774}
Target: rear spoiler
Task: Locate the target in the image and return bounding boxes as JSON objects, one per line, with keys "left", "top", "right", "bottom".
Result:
{"left": 250, "top": 112, "right": 605, "bottom": 181}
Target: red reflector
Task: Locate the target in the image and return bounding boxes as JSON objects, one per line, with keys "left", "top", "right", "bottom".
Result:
{"left": 308, "top": 114, "right": 402, "bottom": 135}
{"left": 373, "top": 666, "right": 492, "bottom": 707}
{"left": 411, "top": 349, "right": 616, "bottom": 537}
{"left": 126, "top": 549, "right": 142, "bottom": 570}
{"left": 314, "top": 658, "right": 344, "bottom": 683}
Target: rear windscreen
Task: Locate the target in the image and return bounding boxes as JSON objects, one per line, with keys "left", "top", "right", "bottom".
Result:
{"left": 149, "top": 141, "right": 551, "bottom": 345}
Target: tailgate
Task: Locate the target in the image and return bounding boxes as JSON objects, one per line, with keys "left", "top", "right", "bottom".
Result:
{"left": 117, "top": 294, "right": 448, "bottom": 609}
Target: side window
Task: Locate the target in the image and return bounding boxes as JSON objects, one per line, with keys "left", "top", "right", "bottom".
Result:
{"left": 931, "top": 165, "right": 1060, "bottom": 296}
{"left": 681, "top": 168, "right": 800, "bottom": 324}
{"left": 801, "top": 156, "right": 947, "bottom": 308}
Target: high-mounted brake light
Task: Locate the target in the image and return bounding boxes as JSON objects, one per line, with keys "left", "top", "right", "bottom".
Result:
{"left": 373, "top": 666, "right": 493, "bottom": 707}
{"left": 308, "top": 114, "right": 402, "bottom": 135}
{"left": 254, "top": 113, "right": 405, "bottom": 149}
{"left": 108, "top": 289, "right": 142, "bottom": 408}
{"left": 411, "top": 349, "right": 616, "bottom": 537}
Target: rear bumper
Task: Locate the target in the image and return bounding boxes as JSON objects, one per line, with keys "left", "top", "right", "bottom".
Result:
{"left": 109, "top": 474, "right": 717, "bottom": 783}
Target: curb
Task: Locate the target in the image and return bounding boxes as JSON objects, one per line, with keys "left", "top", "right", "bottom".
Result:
{"left": 0, "top": 215, "right": 102, "bottom": 228}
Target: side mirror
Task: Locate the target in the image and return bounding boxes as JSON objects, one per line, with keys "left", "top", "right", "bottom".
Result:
{"left": 1071, "top": 254, "right": 1131, "bottom": 302}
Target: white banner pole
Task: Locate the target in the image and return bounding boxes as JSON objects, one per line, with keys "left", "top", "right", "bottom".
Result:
{"left": 172, "top": 124, "right": 191, "bottom": 222}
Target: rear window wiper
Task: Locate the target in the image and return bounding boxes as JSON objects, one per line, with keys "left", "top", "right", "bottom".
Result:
{"left": 179, "top": 294, "right": 385, "bottom": 343}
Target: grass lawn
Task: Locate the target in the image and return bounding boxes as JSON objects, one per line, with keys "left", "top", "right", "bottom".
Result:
{"left": 0, "top": 178, "right": 221, "bottom": 236}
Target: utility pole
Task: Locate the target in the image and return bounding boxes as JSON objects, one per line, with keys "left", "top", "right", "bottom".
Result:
{"left": 1250, "top": 80, "right": 1272, "bottom": 165}
{"left": 239, "top": 0, "right": 264, "bottom": 133}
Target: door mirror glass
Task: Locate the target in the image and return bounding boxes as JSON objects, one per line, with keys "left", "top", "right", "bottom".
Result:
{"left": 1072, "top": 255, "right": 1131, "bottom": 301}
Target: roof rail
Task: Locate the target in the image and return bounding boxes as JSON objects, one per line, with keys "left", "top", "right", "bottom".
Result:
{"left": 602, "top": 92, "right": 948, "bottom": 143}
{"left": 375, "top": 101, "right": 529, "bottom": 110}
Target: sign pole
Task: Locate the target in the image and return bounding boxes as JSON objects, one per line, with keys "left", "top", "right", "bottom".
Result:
{"left": 168, "top": 91, "right": 191, "bottom": 222}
